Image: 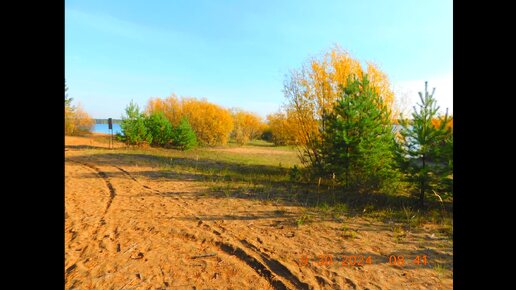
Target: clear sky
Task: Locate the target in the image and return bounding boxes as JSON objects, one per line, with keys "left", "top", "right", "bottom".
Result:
{"left": 65, "top": 0, "right": 452, "bottom": 119}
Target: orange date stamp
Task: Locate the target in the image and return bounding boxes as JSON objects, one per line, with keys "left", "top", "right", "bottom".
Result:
{"left": 299, "top": 254, "right": 429, "bottom": 267}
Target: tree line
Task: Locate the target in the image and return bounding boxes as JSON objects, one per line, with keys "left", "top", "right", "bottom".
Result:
{"left": 118, "top": 96, "right": 267, "bottom": 150}
{"left": 94, "top": 119, "right": 123, "bottom": 124}
{"left": 73, "top": 44, "right": 452, "bottom": 207}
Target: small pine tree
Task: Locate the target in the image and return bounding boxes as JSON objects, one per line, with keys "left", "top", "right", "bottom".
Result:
{"left": 397, "top": 81, "right": 453, "bottom": 207}
{"left": 145, "top": 112, "right": 174, "bottom": 147}
{"left": 120, "top": 100, "right": 152, "bottom": 146}
{"left": 172, "top": 117, "right": 197, "bottom": 150}
{"left": 321, "top": 74, "right": 398, "bottom": 192}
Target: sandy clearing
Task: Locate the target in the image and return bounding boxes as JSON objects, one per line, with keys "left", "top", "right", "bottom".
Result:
{"left": 65, "top": 136, "right": 453, "bottom": 289}
{"left": 65, "top": 155, "right": 272, "bottom": 289}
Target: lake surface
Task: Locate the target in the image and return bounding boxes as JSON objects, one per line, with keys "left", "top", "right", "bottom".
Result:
{"left": 92, "top": 123, "right": 122, "bottom": 134}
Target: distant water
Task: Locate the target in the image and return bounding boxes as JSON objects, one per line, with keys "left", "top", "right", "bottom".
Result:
{"left": 92, "top": 123, "right": 403, "bottom": 135}
{"left": 92, "top": 123, "right": 122, "bottom": 134}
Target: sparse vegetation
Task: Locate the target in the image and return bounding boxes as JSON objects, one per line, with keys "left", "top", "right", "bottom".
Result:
{"left": 392, "top": 224, "right": 406, "bottom": 243}
{"left": 296, "top": 211, "right": 314, "bottom": 226}
{"left": 64, "top": 81, "right": 94, "bottom": 136}
{"left": 433, "top": 263, "right": 449, "bottom": 277}
{"left": 77, "top": 135, "right": 451, "bottom": 231}
{"left": 341, "top": 224, "right": 359, "bottom": 239}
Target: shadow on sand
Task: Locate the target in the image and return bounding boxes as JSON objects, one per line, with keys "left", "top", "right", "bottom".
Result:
{"left": 66, "top": 152, "right": 452, "bottom": 215}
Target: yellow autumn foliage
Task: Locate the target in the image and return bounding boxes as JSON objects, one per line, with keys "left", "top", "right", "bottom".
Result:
{"left": 65, "top": 107, "right": 74, "bottom": 135}
{"left": 146, "top": 94, "right": 183, "bottom": 126}
{"left": 432, "top": 116, "right": 453, "bottom": 131}
{"left": 283, "top": 45, "right": 397, "bottom": 162}
{"left": 146, "top": 95, "right": 234, "bottom": 146}
{"left": 266, "top": 111, "right": 299, "bottom": 146}
{"left": 231, "top": 109, "right": 265, "bottom": 145}
{"left": 64, "top": 103, "right": 95, "bottom": 136}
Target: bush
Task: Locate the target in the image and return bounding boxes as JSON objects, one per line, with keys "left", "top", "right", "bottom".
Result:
{"left": 64, "top": 81, "right": 94, "bottom": 136}
{"left": 120, "top": 101, "right": 152, "bottom": 146}
{"left": 266, "top": 111, "right": 298, "bottom": 146}
{"left": 65, "top": 104, "right": 95, "bottom": 136}
{"left": 144, "top": 112, "right": 173, "bottom": 147}
{"left": 172, "top": 117, "right": 197, "bottom": 150}
{"left": 231, "top": 109, "right": 265, "bottom": 145}
{"left": 115, "top": 132, "right": 125, "bottom": 142}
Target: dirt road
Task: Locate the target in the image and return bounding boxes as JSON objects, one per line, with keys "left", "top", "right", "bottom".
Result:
{"left": 65, "top": 136, "right": 452, "bottom": 289}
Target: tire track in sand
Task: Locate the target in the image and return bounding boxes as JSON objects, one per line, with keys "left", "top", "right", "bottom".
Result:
{"left": 65, "top": 159, "right": 118, "bottom": 282}
{"left": 112, "top": 164, "right": 310, "bottom": 290}
{"left": 69, "top": 160, "right": 116, "bottom": 217}
{"left": 68, "top": 160, "right": 278, "bottom": 289}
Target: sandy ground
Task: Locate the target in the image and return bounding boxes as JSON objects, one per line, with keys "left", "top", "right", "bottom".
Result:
{"left": 66, "top": 134, "right": 125, "bottom": 149}
{"left": 65, "top": 136, "right": 453, "bottom": 289}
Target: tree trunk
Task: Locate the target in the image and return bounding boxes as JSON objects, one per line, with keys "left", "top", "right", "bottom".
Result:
{"left": 419, "top": 155, "right": 426, "bottom": 208}
{"left": 345, "top": 146, "right": 349, "bottom": 187}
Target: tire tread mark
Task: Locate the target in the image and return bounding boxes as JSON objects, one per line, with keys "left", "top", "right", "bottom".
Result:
{"left": 65, "top": 159, "right": 118, "bottom": 283}
{"left": 240, "top": 239, "right": 310, "bottom": 290}
{"left": 112, "top": 164, "right": 310, "bottom": 290}
{"left": 66, "top": 159, "right": 116, "bottom": 216}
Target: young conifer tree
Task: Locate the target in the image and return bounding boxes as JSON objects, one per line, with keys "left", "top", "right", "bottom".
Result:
{"left": 144, "top": 112, "right": 174, "bottom": 147}
{"left": 321, "top": 75, "right": 398, "bottom": 192}
{"left": 172, "top": 117, "right": 198, "bottom": 151}
{"left": 120, "top": 100, "right": 153, "bottom": 146}
{"left": 397, "top": 81, "right": 452, "bottom": 207}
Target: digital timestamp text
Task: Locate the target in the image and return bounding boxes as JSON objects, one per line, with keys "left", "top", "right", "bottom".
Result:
{"left": 299, "top": 255, "right": 429, "bottom": 267}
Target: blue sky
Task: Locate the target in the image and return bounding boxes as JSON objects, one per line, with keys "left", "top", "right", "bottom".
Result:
{"left": 65, "top": 0, "right": 452, "bottom": 119}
